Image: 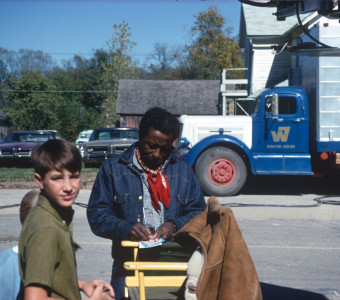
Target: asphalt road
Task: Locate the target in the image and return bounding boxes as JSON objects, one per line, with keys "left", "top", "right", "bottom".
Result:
{"left": 1, "top": 174, "right": 340, "bottom": 299}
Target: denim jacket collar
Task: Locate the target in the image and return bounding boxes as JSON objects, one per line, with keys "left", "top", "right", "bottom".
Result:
{"left": 119, "top": 142, "right": 178, "bottom": 167}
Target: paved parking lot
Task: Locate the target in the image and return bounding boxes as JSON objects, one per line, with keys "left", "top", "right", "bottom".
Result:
{"left": 1, "top": 174, "right": 340, "bottom": 299}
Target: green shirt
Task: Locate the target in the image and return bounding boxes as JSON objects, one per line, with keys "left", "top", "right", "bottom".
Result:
{"left": 19, "top": 194, "right": 81, "bottom": 299}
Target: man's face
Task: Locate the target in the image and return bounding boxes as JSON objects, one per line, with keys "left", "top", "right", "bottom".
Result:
{"left": 139, "top": 127, "right": 174, "bottom": 170}
{"left": 34, "top": 168, "right": 81, "bottom": 209}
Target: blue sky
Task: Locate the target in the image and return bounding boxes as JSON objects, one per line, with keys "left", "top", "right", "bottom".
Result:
{"left": 0, "top": 0, "right": 242, "bottom": 66}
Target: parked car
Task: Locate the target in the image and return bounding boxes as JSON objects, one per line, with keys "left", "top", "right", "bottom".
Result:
{"left": 39, "top": 130, "right": 61, "bottom": 139}
{"left": 82, "top": 127, "right": 138, "bottom": 167}
{"left": 0, "top": 130, "right": 56, "bottom": 167}
{"left": 75, "top": 130, "right": 93, "bottom": 149}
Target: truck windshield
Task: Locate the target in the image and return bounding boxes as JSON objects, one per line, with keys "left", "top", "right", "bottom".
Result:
{"left": 91, "top": 130, "right": 138, "bottom": 141}
{"left": 251, "top": 95, "right": 262, "bottom": 115}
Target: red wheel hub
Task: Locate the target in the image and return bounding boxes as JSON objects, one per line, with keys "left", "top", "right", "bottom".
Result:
{"left": 208, "top": 158, "right": 236, "bottom": 186}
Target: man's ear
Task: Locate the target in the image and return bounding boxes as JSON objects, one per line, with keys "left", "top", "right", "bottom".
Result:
{"left": 33, "top": 173, "right": 44, "bottom": 190}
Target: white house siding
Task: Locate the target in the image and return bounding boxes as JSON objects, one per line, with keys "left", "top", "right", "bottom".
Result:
{"left": 251, "top": 44, "right": 291, "bottom": 94}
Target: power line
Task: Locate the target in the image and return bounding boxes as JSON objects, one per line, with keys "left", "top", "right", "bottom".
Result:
{"left": 0, "top": 89, "right": 115, "bottom": 94}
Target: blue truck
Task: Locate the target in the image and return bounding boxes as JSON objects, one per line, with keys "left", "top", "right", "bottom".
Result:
{"left": 179, "top": 19, "right": 340, "bottom": 196}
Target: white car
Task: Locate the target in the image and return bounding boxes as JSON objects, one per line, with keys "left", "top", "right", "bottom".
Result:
{"left": 75, "top": 130, "right": 93, "bottom": 148}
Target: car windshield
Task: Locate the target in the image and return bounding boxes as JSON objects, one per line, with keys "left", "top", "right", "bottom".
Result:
{"left": 80, "top": 133, "right": 92, "bottom": 138}
{"left": 91, "top": 129, "right": 138, "bottom": 141}
{"left": 4, "top": 133, "right": 52, "bottom": 143}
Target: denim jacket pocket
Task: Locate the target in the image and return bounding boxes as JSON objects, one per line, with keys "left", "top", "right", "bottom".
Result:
{"left": 176, "top": 194, "right": 188, "bottom": 206}
{"left": 113, "top": 193, "right": 129, "bottom": 204}
{"left": 112, "top": 193, "right": 129, "bottom": 218}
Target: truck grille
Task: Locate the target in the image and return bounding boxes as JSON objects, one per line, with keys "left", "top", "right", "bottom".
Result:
{"left": 87, "top": 146, "right": 109, "bottom": 153}
{"left": 84, "top": 144, "right": 133, "bottom": 163}
{"left": 111, "top": 145, "right": 130, "bottom": 154}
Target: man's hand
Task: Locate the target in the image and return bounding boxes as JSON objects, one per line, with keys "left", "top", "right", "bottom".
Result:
{"left": 151, "top": 221, "right": 176, "bottom": 240}
{"left": 128, "top": 223, "right": 151, "bottom": 241}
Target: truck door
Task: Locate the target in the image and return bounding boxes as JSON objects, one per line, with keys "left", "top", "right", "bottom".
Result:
{"left": 265, "top": 94, "right": 309, "bottom": 153}
{"left": 252, "top": 91, "right": 311, "bottom": 174}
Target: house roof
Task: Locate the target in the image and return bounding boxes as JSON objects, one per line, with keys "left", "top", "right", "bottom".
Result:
{"left": 241, "top": 4, "right": 299, "bottom": 37}
{"left": 239, "top": 3, "right": 316, "bottom": 47}
{"left": 116, "top": 79, "right": 220, "bottom": 115}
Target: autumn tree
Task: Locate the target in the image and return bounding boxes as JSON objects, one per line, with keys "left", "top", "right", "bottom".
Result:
{"left": 101, "top": 21, "right": 136, "bottom": 126}
{"left": 183, "top": 6, "right": 243, "bottom": 79}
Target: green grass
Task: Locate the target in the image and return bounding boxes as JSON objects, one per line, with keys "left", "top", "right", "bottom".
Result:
{"left": 81, "top": 167, "right": 100, "bottom": 182}
{"left": 0, "top": 167, "right": 99, "bottom": 182}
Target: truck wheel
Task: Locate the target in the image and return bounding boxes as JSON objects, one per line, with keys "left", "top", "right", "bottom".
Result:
{"left": 195, "top": 147, "right": 247, "bottom": 196}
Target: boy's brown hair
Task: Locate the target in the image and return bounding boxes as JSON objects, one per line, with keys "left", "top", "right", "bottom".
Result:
{"left": 19, "top": 189, "right": 39, "bottom": 225}
{"left": 31, "top": 139, "right": 82, "bottom": 178}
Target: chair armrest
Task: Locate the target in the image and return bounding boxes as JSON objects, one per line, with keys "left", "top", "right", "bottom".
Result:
{"left": 124, "top": 261, "right": 188, "bottom": 271}
{"left": 121, "top": 240, "right": 139, "bottom": 248}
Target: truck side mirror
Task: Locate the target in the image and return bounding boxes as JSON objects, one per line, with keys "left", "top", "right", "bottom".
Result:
{"left": 265, "top": 93, "right": 279, "bottom": 118}
{"left": 272, "top": 93, "right": 279, "bottom": 117}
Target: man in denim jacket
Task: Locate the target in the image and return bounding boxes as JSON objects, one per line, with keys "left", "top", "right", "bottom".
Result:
{"left": 87, "top": 107, "right": 206, "bottom": 300}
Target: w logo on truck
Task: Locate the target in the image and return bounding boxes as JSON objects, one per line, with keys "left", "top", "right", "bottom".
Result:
{"left": 271, "top": 126, "right": 290, "bottom": 142}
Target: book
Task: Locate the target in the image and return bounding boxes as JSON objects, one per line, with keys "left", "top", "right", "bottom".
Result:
{"left": 139, "top": 238, "right": 165, "bottom": 249}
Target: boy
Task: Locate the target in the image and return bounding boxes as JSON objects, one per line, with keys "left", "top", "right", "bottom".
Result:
{"left": 18, "top": 139, "right": 114, "bottom": 300}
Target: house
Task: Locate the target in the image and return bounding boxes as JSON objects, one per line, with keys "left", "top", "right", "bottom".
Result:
{"left": 116, "top": 79, "right": 220, "bottom": 127}
{"left": 239, "top": 3, "right": 322, "bottom": 94}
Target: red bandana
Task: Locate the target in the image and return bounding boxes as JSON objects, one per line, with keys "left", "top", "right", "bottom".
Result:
{"left": 136, "top": 147, "right": 170, "bottom": 211}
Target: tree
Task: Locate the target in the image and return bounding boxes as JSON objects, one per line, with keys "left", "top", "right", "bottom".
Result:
{"left": 4, "top": 70, "right": 85, "bottom": 141}
{"left": 0, "top": 48, "right": 55, "bottom": 78}
{"left": 60, "top": 50, "right": 108, "bottom": 110}
{"left": 0, "top": 48, "right": 56, "bottom": 111}
{"left": 46, "top": 49, "right": 116, "bottom": 136}
{"left": 101, "top": 21, "right": 136, "bottom": 126}
{"left": 146, "top": 43, "right": 184, "bottom": 79}
{"left": 183, "top": 6, "right": 243, "bottom": 79}
{"left": 17, "top": 49, "right": 55, "bottom": 75}
{"left": 5, "top": 70, "right": 60, "bottom": 131}
{"left": 0, "top": 55, "right": 9, "bottom": 107}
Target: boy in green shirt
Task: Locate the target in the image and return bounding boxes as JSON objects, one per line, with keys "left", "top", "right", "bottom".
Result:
{"left": 18, "top": 139, "right": 114, "bottom": 300}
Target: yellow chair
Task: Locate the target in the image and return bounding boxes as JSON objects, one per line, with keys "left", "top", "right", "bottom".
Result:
{"left": 122, "top": 240, "right": 188, "bottom": 300}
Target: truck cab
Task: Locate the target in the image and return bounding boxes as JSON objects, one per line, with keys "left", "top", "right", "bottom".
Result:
{"left": 251, "top": 87, "right": 312, "bottom": 174}
{"left": 179, "top": 86, "right": 314, "bottom": 196}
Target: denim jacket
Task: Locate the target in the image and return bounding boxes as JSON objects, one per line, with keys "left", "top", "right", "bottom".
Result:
{"left": 87, "top": 142, "right": 206, "bottom": 259}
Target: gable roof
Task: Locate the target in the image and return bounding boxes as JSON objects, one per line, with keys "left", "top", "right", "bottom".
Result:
{"left": 241, "top": 4, "right": 298, "bottom": 36}
{"left": 239, "top": 3, "right": 315, "bottom": 47}
{"left": 116, "top": 79, "right": 220, "bottom": 116}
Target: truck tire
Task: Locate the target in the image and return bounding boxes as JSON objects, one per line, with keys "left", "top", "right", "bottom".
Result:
{"left": 195, "top": 147, "right": 247, "bottom": 196}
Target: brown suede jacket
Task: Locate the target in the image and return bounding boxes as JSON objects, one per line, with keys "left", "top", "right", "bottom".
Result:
{"left": 177, "top": 196, "right": 262, "bottom": 300}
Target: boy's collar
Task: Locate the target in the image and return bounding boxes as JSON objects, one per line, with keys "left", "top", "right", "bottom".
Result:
{"left": 38, "top": 194, "right": 74, "bottom": 225}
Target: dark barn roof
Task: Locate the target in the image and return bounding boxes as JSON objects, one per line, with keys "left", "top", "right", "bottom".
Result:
{"left": 116, "top": 79, "right": 220, "bottom": 116}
